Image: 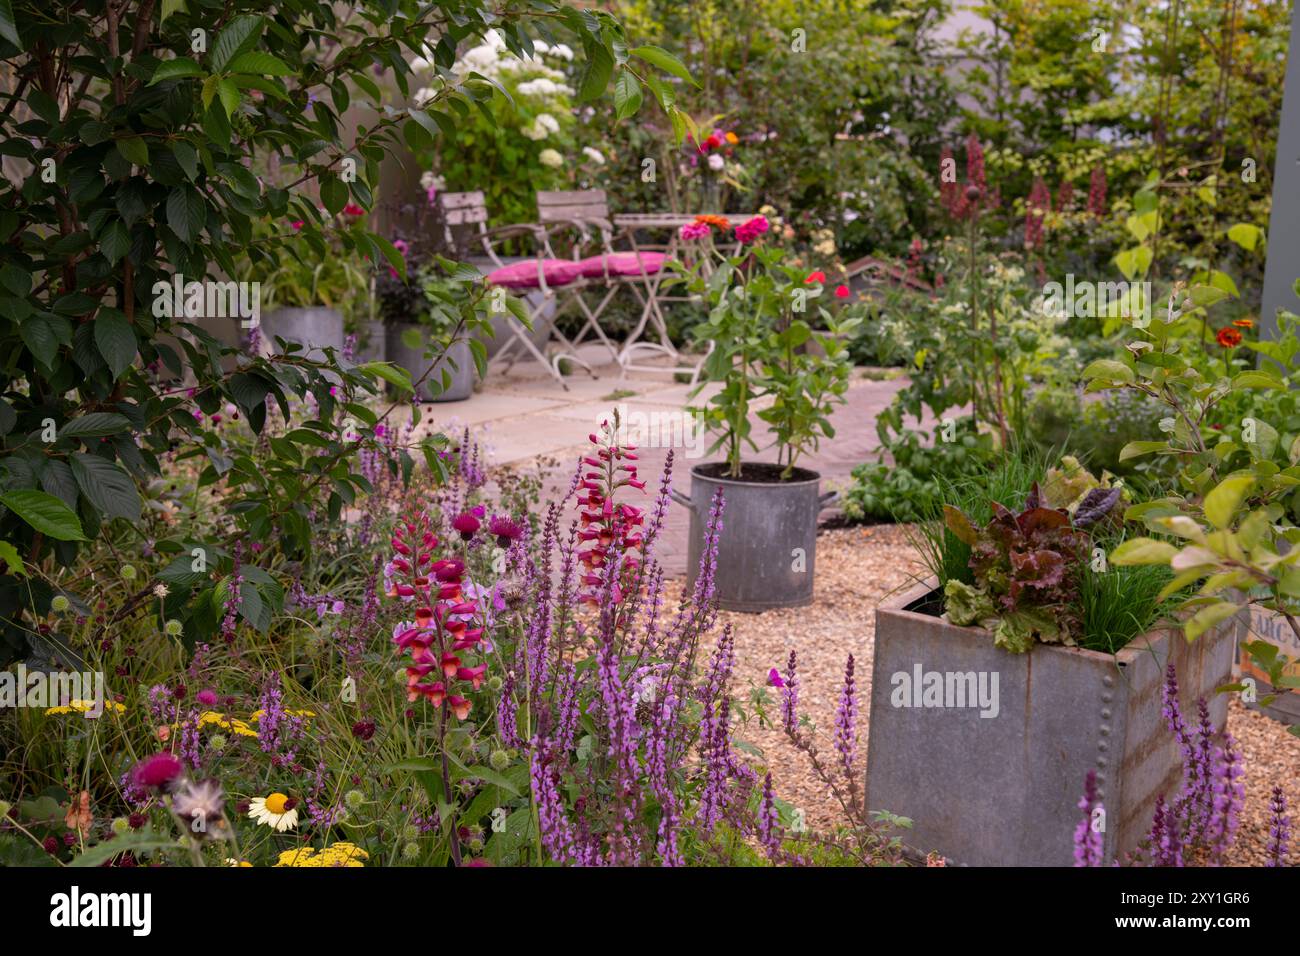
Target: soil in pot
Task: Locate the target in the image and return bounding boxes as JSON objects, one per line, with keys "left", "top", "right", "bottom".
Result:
{"left": 694, "top": 461, "right": 819, "bottom": 484}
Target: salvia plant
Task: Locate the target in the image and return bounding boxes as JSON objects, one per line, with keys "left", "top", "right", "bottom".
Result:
{"left": 1073, "top": 665, "right": 1245, "bottom": 867}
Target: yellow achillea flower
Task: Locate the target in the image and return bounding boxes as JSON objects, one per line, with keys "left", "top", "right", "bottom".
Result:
{"left": 44, "top": 700, "right": 126, "bottom": 715}
{"left": 274, "top": 842, "right": 369, "bottom": 867}
{"left": 193, "top": 711, "right": 258, "bottom": 738}
{"left": 249, "top": 708, "right": 315, "bottom": 722}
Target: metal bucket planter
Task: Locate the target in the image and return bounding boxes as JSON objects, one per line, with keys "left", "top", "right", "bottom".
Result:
{"left": 863, "top": 578, "right": 1238, "bottom": 866}
{"left": 385, "top": 324, "right": 475, "bottom": 402}
{"left": 260, "top": 307, "right": 344, "bottom": 360}
{"left": 672, "top": 462, "right": 835, "bottom": 612}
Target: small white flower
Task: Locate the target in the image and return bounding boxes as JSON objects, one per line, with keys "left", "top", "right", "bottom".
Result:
{"left": 582, "top": 147, "right": 605, "bottom": 165}
{"left": 707, "top": 153, "right": 725, "bottom": 172}
{"left": 538, "top": 148, "right": 564, "bottom": 169}
{"left": 522, "top": 120, "right": 548, "bottom": 141}
{"left": 536, "top": 113, "right": 560, "bottom": 134}
{"left": 549, "top": 43, "right": 574, "bottom": 61}
{"left": 412, "top": 87, "right": 436, "bottom": 108}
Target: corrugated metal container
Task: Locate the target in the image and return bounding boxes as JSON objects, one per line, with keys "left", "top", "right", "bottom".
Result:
{"left": 864, "top": 578, "right": 1238, "bottom": 866}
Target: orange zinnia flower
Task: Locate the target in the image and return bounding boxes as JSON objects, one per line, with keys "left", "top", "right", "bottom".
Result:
{"left": 1233, "top": 318, "right": 1255, "bottom": 329}
{"left": 694, "top": 214, "right": 731, "bottom": 230}
{"left": 725, "top": 131, "right": 739, "bottom": 145}
{"left": 1216, "top": 327, "right": 1243, "bottom": 348}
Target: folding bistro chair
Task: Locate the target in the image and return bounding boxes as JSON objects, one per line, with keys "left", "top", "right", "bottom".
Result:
{"left": 531, "top": 190, "right": 671, "bottom": 368}
{"left": 436, "top": 191, "right": 593, "bottom": 388}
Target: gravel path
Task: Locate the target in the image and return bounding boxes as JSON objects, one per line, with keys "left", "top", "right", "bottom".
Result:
{"left": 717, "top": 525, "right": 1299, "bottom": 866}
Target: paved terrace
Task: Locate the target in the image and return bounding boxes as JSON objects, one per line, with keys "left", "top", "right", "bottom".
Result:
{"left": 393, "top": 345, "right": 913, "bottom": 576}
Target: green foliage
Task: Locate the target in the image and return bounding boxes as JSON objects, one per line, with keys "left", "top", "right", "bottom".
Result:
{"left": 681, "top": 242, "right": 860, "bottom": 478}
{"left": 0, "top": 0, "right": 690, "bottom": 663}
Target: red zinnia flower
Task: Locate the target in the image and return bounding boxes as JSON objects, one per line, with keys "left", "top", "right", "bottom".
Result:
{"left": 1216, "top": 327, "right": 1242, "bottom": 348}
{"left": 805, "top": 271, "right": 826, "bottom": 284}
{"left": 834, "top": 285, "right": 850, "bottom": 299}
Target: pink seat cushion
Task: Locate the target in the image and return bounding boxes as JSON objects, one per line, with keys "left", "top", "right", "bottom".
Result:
{"left": 486, "top": 258, "right": 583, "bottom": 289}
{"left": 576, "top": 252, "right": 667, "bottom": 279}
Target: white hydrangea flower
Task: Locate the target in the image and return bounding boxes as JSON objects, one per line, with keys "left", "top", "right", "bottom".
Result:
{"left": 582, "top": 147, "right": 605, "bottom": 165}
{"left": 420, "top": 171, "right": 446, "bottom": 191}
{"left": 537, "top": 113, "right": 560, "bottom": 134}
{"left": 522, "top": 120, "right": 548, "bottom": 141}
{"left": 539, "top": 148, "right": 564, "bottom": 168}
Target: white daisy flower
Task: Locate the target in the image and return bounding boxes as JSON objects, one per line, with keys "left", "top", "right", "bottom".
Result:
{"left": 248, "top": 793, "right": 299, "bottom": 832}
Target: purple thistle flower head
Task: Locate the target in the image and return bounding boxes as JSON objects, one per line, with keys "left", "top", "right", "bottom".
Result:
{"left": 488, "top": 514, "right": 525, "bottom": 549}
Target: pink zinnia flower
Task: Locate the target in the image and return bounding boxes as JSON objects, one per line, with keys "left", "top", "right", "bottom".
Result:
{"left": 679, "top": 222, "right": 711, "bottom": 241}
{"left": 342, "top": 203, "right": 365, "bottom": 218}
{"left": 734, "top": 215, "right": 769, "bottom": 244}
{"left": 834, "top": 284, "right": 850, "bottom": 299}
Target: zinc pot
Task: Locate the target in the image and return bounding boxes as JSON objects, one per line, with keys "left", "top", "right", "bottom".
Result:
{"left": 385, "top": 325, "right": 475, "bottom": 402}
{"left": 863, "top": 578, "right": 1238, "bottom": 866}
{"left": 259, "top": 307, "right": 345, "bottom": 360}
{"left": 353, "top": 319, "right": 386, "bottom": 363}
{"left": 672, "top": 461, "right": 835, "bottom": 612}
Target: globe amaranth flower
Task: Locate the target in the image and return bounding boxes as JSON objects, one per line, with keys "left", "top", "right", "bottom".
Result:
{"left": 487, "top": 514, "right": 525, "bottom": 548}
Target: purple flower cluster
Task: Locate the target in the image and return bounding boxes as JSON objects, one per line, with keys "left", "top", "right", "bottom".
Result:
{"left": 1072, "top": 769, "right": 1104, "bottom": 867}
{"left": 1266, "top": 786, "right": 1291, "bottom": 867}
{"left": 833, "top": 654, "right": 858, "bottom": 779}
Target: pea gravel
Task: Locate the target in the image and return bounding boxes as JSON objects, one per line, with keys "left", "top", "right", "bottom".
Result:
{"left": 710, "top": 524, "right": 1298, "bottom": 866}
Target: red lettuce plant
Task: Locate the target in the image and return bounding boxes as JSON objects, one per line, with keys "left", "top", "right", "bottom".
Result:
{"left": 943, "top": 483, "right": 1121, "bottom": 652}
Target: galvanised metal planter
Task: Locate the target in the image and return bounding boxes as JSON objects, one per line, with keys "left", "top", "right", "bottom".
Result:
{"left": 673, "top": 462, "right": 835, "bottom": 612}
{"left": 260, "top": 307, "right": 344, "bottom": 360}
{"left": 864, "top": 578, "right": 1238, "bottom": 866}
{"left": 385, "top": 325, "right": 474, "bottom": 403}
